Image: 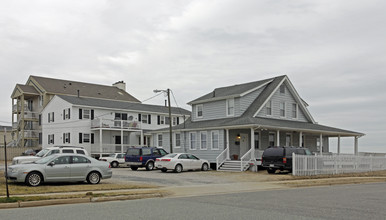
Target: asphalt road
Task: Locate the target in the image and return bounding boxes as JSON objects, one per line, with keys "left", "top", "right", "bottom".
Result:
{"left": 1, "top": 182, "right": 385, "bottom": 220}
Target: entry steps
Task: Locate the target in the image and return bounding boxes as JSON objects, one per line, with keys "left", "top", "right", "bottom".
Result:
{"left": 217, "top": 160, "right": 250, "bottom": 172}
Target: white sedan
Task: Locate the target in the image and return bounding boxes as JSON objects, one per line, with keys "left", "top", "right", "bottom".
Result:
{"left": 99, "top": 153, "right": 126, "bottom": 168}
{"left": 155, "top": 153, "right": 210, "bottom": 173}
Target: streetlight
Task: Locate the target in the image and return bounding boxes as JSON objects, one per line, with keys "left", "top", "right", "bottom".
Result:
{"left": 153, "top": 89, "right": 173, "bottom": 153}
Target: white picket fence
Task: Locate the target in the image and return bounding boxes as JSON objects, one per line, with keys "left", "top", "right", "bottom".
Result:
{"left": 292, "top": 154, "right": 386, "bottom": 176}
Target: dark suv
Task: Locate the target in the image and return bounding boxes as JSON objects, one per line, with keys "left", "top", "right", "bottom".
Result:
{"left": 125, "top": 147, "right": 168, "bottom": 171}
{"left": 262, "top": 146, "right": 312, "bottom": 174}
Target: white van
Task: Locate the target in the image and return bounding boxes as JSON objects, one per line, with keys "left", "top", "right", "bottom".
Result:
{"left": 12, "top": 146, "right": 89, "bottom": 165}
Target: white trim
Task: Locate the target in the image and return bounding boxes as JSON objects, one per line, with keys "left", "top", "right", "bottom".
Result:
{"left": 292, "top": 103, "right": 298, "bottom": 119}
{"left": 253, "top": 77, "right": 286, "bottom": 117}
{"left": 157, "top": 134, "right": 163, "bottom": 147}
{"left": 226, "top": 98, "right": 235, "bottom": 117}
{"left": 174, "top": 133, "right": 181, "bottom": 148}
{"left": 189, "top": 132, "right": 197, "bottom": 150}
{"left": 239, "top": 80, "right": 273, "bottom": 97}
{"left": 196, "top": 104, "right": 203, "bottom": 119}
{"left": 200, "top": 131, "right": 208, "bottom": 150}
{"left": 285, "top": 133, "right": 292, "bottom": 146}
{"left": 211, "top": 130, "right": 220, "bottom": 150}
{"left": 279, "top": 102, "right": 286, "bottom": 118}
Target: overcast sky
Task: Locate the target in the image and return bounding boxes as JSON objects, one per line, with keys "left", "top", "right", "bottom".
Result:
{"left": 1, "top": 0, "right": 385, "bottom": 153}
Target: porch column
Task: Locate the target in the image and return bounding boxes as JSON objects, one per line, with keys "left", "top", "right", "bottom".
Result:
{"left": 354, "top": 136, "right": 359, "bottom": 155}
{"left": 299, "top": 131, "right": 303, "bottom": 147}
{"left": 250, "top": 128, "right": 255, "bottom": 158}
{"left": 319, "top": 133, "right": 323, "bottom": 155}
{"left": 337, "top": 135, "right": 341, "bottom": 155}
{"left": 121, "top": 129, "right": 123, "bottom": 153}
{"left": 99, "top": 129, "right": 102, "bottom": 153}
{"left": 276, "top": 130, "right": 280, "bottom": 146}
{"left": 226, "top": 129, "right": 230, "bottom": 160}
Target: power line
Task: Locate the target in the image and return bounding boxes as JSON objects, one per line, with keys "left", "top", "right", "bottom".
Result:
{"left": 141, "top": 92, "right": 164, "bottom": 103}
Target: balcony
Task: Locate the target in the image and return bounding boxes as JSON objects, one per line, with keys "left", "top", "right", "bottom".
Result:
{"left": 23, "top": 130, "right": 39, "bottom": 139}
{"left": 91, "top": 118, "right": 141, "bottom": 130}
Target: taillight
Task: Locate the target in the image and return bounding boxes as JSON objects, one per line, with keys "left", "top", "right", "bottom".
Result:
{"left": 161, "top": 159, "right": 171, "bottom": 162}
{"left": 283, "top": 157, "right": 287, "bottom": 164}
{"left": 140, "top": 156, "right": 143, "bottom": 161}
{"left": 109, "top": 164, "right": 111, "bottom": 168}
{"left": 156, "top": 158, "right": 160, "bottom": 161}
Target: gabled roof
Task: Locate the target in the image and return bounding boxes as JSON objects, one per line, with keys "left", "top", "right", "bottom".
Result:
{"left": 57, "top": 95, "right": 191, "bottom": 116}
{"left": 27, "top": 75, "right": 140, "bottom": 103}
{"left": 188, "top": 76, "right": 276, "bottom": 105}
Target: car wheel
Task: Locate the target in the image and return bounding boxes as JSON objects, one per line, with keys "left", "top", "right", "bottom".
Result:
{"left": 26, "top": 172, "right": 42, "bottom": 187}
{"left": 146, "top": 161, "right": 154, "bottom": 171}
{"left": 131, "top": 166, "right": 138, "bottom": 171}
{"left": 87, "top": 171, "right": 101, "bottom": 184}
{"left": 174, "top": 164, "right": 183, "bottom": 173}
{"left": 201, "top": 163, "right": 209, "bottom": 171}
{"left": 267, "top": 168, "right": 277, "bottom": 174}
{"left": 161, "top": 168, "right": 167, "bottom": 173}
{"left": 111, "top": 161, "right": 119, "bottom": 168}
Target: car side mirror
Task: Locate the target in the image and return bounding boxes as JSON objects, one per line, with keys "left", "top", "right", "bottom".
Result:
{"left": 49, "top": 161, "right": 55, "bottom": 166}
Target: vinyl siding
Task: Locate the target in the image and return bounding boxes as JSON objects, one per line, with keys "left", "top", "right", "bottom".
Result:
{"left": 256, "top": 84, "right": 309, "bottom": 122}
{"left": 239, "top": 86, "right": 265, "bottom": 114}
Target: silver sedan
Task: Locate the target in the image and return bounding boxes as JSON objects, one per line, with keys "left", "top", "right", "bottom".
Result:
{"left": 6, "top": 154, "right": 112, "bottom": 186}
{"left": 155, "top": 153, "right": 210, "bottom": 173}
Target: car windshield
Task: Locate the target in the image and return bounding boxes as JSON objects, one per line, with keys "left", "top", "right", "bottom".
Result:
{"left": 36, "top": 149, "right": 50, "bottom": 157}
{"left": 34, "top": 154, "right": 57, "bottom": 164}
{"left": 305, "top": 149, "right": 312, "bottom": 155}
{"left": 163, "top": 154, "right": 177, "bottom": 158}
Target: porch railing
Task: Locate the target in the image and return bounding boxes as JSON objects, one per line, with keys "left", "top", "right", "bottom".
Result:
{"left": 91, "top": 144, "right": 143, "bottom": 154}
{"left": 216, "top": 147, "right": 228, "bottom": 170}
{"left": 240, "top": 148, "right": 254, "bottom": 171}
{"left": 91, "top": 118, "right": 141, "bottom": 130}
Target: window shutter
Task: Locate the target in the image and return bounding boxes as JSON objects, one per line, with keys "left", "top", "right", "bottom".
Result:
{"left": 68, "top": 133, "right": 70, "bottom": 143}
{"left": 48, "top": 113, "right": 50, "bottom": 123}
{"left": 91, "top": 109, "right": 94, "bottom": 120}
{"left": 138, "top": 114, "right": 142, "bottom": 122}
{"left": 79, "top": 109, "right": 82, "bottom": 119}
{"left": 177, "top": 117, "right": 180, "bottom": 125}
{"left": 52, "top": 134, "right": 54, "bottom": 144}
{"left": 48, "top": 135, "right": 50, "bottom": 144}
{"left": 157, "top": 115, "right": 160, "bottom": 125}
{"left": 148, "top": 115, "right": 151, "bottom": 124}
{"left": 68, "top": 108, "right": 71, "bottom": 119}
{"left": 79, "top": 133, "right": 83, "bottom": 143}
{"left": 91, "top": 133, "right": 94, "bottom": 144}
{"left": 63, "top": 110, "right": 65, "bottom": 120}
{"left": 52, "top": 112, "right": 54, "bottom": 122}
{"left": 63, "top": 133, "right": 65, "bottom": 144}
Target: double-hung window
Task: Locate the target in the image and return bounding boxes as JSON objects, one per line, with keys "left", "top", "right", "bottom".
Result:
{"left": 196, "top": 105, "right": 203, "bottom": 118}
{"left": 48, "top": 134, "right": 54, "bottom": 144}
{"left": 158, "top": 134, "right": 163, "bottom": 147}
{"left": 211, "top": 131, "right": 219, "bottom": 150}
{"left": 266, "top": 101, "right": 272, "bottom": 116}
{"left": 63, "top": 108, "right": 70, "bottom": 120}
{"left": 226, "top": 98, "right": 234, "bottom": 116}
{"left": 48, "top": 112, "right": 54, "bottom": 123}
{"left": 280, "top": 102, "right": 285, "bottom": 117}
{"left": 190, "top": 132, "right": 197, "bottom": 150}
{"left": 63, "top": 133, "right": 70, "bottom": 143}
{"left": 292, "top": 103, "right": 298, "bottom": 119}
{"left": 175, "top": 133, "right": 181, "bottom": 148}
{"left": 200, "top": 132, "right": 207, "bottom": 150}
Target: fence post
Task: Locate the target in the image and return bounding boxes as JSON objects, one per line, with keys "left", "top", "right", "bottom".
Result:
{"left": 292, "top": 152, "right": 296, "bottom": 176}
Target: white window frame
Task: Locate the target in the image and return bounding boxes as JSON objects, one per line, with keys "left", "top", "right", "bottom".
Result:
{"left": 64, "top": 132, "right": 70, "bottom": 143}
{"left": 266, "top": 100, "right": 272, "bottom": 116}
{"left": 196, "top": 104, "right": 203, "bottom": 118}
{"left": 160, "top": 116, "right": 165, "bottom": 125}
{"left": 280, "top": 102, "right": 285, "bottom": 117}
{"left": 142, "top": 114, "right": 148, "bottom": 124}
{"left": 48, "top": 134, "right": 54, "bottom": 144}
{"left": 189, "top": 132, "right": 197, "bottom": 150}
{"left": 172, "top": 117, "right": 177, "bottom": 126}
{"left": 64, "top": 108, "right": 70, "bottom": 120}
{"left": 158, "top": 134, "right": 163, "bottom": 147}
{"left": 83, "top": 133, "right": 90, "bottom": 143}
{"left": 174, "top": 133, "right": 181, "bottom": 148}
{"left": 280, "top": 84, "right": 285, "bottom": 94}
{"left": 226, "top": 98, "right": 234, "bottom": 116}
{"left": 83, "top": 109, "right": 90, "bottom": 119}
{"left": 292, "top": 103, "right": 298, "bottom": 119}
{"left": 285, "top": 133, "right": 292, "bottom": 146}
{"left": 211, "top": 130, "right": 219, "bottom": 150}
{"left": 200, "top": 131, "right": 207, "bottom": 150}
{"left": 269, "top": 133, "right": 275, "bottom": 147}
{"left": 254, "top": 132, "right": 260, "bottom": 149}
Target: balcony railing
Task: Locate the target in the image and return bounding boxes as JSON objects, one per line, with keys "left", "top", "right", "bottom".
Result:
{"left": 23, "top": 130, "right": 39, "bottom": 138}
{"left": 91, "top": 119, "right": 141, "bottom": 130}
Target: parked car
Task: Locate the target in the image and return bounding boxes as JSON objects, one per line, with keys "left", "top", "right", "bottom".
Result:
{"left": 12, "top": 146, "right": 88, "bottom": 165}
{"left": 125, "top": 147, "right": 168, "bottom": 171}
{"left": 21, "top": 149, "right": 39, "bottom": 156}
{"left": 99, "top": 153, "right": 126, "bottom": 168}
{"left": 155, "top": 153, "right": 210, "bottom": 173}
{"left": 6, "top": 153, "right": 112, "bottom": 186}
{"left": 261, "top": 146, "right": 312, "bottom": 174}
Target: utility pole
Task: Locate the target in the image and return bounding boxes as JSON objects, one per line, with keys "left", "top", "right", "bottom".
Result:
{"left": 153, "top": 89, "right": 173, "bottom": 153}
{"left": 4, "top": 127, "right": 10, "bottom": 198}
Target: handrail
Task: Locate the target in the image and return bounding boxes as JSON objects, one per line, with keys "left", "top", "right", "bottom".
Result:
{"left": 216, "top": 147, "right": 228, "bottom": 170}
{"left": 240, "top": 148, "right": 254, "bottom": 171}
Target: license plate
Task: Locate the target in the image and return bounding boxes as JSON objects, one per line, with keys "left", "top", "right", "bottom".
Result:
{"left": 269, "top": 164, "right": 274, "bottom": 167}
{"left": 157, "top": 165, "right": 162, "bottom": 168}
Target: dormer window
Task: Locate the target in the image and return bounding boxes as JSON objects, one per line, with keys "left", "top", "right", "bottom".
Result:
{"left": 226, "top": 98, "right": 234, "bottom": 116}
{"left": 196, "top": 104, "right": 203, "bottom": 118}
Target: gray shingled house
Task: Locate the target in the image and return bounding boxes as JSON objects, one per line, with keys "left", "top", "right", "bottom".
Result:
{"left": 152, "top": 75, "right": 364, "bottom": 171}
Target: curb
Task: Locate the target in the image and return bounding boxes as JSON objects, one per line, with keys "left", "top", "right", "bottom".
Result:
{"left": 0, "top": 193, "right": 163, "bottom": 209}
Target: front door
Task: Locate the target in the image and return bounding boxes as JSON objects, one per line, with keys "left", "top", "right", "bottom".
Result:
{"left": 239, "top": 133, "right": 249, "bottom": 157}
